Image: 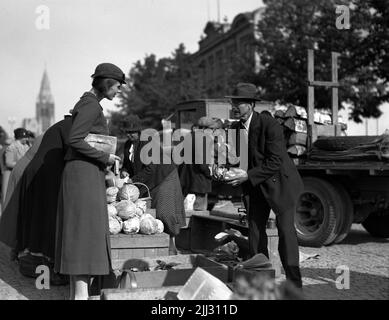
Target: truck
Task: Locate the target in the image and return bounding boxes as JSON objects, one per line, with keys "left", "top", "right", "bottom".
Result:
{"left": 171, "top": 50, "right": 389, "bottom": 247}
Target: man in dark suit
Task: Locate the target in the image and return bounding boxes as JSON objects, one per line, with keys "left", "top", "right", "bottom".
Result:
{"left": 120, "top": 115, "right": 143, "bottom": 178}
{"left": 226, "top": 83, "right": 304, "bottom": 289}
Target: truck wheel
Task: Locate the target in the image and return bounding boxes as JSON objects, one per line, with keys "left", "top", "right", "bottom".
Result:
{"left": 313, "top": 136, "right": 380, "bottom": 151}
{"left": 362, "top": 211, "right": 389, "bottom": 238}
{"left": 331, "top": 182, "right": 354, "bottom": 244}
{"left": 295, "top": 177, "right": 338, "bottom": 247}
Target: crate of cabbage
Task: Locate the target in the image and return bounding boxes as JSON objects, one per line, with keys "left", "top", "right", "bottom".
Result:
{"left": 106, "top": 183, "right": 169, "bottom": 269}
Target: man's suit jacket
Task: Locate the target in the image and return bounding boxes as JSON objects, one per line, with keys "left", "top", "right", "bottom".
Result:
{"left": 232, "top": 111, "right": 304, "bottom": 214}
{"left": 122, "top": 139, "right": 136, "bottom": 177}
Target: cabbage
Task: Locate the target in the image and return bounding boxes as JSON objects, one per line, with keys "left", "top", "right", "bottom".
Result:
{"left": 135, "top": 207, "right": 144, "bottom": 218}
{"left": 107, "top": 204, "right": 117, "bottom": 217}
{"left": 109, "top": 216, "right": 122, "bottom": 235}
{"left": 107, "top": 195, "right": 117, "bottom": 204}
{"left": 116, "top": 200, "right": 137, "bottom": 220}
{"left": 155, "top": 219, "right": 164, "bottom": 233}
{"left": 135, "top": 199, "right": 147, "bottom": 213}
{"left": 117, "top": 184, "right": 140, "bottom": 202}
{"left": 139, "top": 215, "right": 158, "bottom": 235}
{"left": 122, "top": 217, "right": 140, "bottom": 234}
{"left": 106, "top": 187, "right": 119, "bottom": 196}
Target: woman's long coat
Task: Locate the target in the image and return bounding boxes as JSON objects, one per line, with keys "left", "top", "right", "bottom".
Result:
{"left": 55, "top": 92, "right": 111, "bottom": 275}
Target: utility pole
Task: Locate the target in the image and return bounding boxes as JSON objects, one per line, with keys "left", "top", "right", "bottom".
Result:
{"left": 217, "top": 0, "right": 220, "bottom": 23}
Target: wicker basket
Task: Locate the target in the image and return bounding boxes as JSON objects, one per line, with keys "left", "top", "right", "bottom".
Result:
{"left": 131, "top": 182, "right": 152, "bottom": 209}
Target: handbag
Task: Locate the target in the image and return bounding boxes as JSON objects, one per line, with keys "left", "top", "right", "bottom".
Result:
{"left": 84, "top": 133, "right": 117, "bottom": 154}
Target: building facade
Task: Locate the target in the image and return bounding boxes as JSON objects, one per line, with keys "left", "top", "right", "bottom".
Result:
{"left": 190, "top": 8, "right": 263, "bottom": 98}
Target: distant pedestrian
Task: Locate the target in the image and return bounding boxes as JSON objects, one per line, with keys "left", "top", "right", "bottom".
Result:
{"left": 2, "top": 128, "right": 30, "bottom": 205}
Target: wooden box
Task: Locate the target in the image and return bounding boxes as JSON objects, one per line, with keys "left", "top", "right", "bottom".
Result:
{"left": 110, "top": 232, "right": 170, "bottom": 270}
{"left": 100, "top": 254, "right": 230, "bottom": 300}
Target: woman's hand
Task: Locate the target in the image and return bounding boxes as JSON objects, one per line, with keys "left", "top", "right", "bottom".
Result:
{"left": 121, "top": 171, "right": 130, "bottom": 179}
{"left": 107, "top": 154, "right": 121, "bottom": 165}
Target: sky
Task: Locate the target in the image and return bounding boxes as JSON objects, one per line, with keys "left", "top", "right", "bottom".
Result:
{"left": 0, "top": 0, "right": 387, "bottom": 137}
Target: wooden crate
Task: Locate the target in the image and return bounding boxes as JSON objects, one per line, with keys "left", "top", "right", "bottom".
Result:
{"left": 100, "top": 254, "right": 230, "bottom": 300}
{"left": 110, "top": 232, "right": 170, "bottom": 270}
{"left": 175, "top": 210, "right": 208, "bottom": 251}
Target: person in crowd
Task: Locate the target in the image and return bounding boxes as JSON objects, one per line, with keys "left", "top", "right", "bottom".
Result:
{"left": 129, "top": 117, "right": 186, "bottom": 255}
{"left": 0, "top": 130, "right": 10, "bottom": 211}
{"left": 26, "top": 131, "right": 36, "bottom": 147}
{"left": 13, "top": 115, "right": 72, "bottom": 285}
{"left": 225, "top": 83, "right": 304, "bottom": 289}
{"left": 54, "top": 63, "right": 123, "bottom": 299}
{"left": 179, "top": 117, "right": 214, "bottom": 211}
{"left": 2, "top": 128, "right": 30, "bottom": 205}
{"left": 120, "top": 115, "right": 143, "bottom": 179}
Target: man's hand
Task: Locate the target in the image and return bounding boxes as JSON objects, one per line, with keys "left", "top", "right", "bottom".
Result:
{"left": 121, "top": 171, "right": 130, "bottom": 179}
{"left": 226, "top": 171, "right": 248, "bottom": 187}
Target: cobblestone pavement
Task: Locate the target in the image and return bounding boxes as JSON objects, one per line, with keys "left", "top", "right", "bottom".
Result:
{"left": 0, "top": 224, "right": 387, "bottom": 300}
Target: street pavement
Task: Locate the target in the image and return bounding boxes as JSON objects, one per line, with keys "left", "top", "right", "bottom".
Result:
{"left": 0, "top": 224, "right": 387, "bottom": 300}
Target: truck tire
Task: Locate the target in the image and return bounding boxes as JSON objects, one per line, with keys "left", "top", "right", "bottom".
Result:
{"left": 362, "top": 211, "right": 389, "bottom": 238}
{"left": 313, "top": 136, "right": 380, "bottom": 151}
{"left": 330, "top": 182, "right": 354, "bottom": 244}
{"left": 295, "top": 177, "right": 338, "bottom": 247}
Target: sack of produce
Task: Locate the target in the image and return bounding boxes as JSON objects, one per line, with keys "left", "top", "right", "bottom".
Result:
{"left": 116, "top": 200, "right": 137, "bottom": 220}
{"left": 109, "top": 215, "right": 122, "bottom": 235}
{"left": 122, "top": 216, "right": 140, "bottom": 234}
{"left": 107, "top": 204, "right": 117, "bottom": 217}
{"left": 117, "top": 184, "right": 140, "bottom": 202}
{"left": 155, "top": 219, "right": 164, "bottom": 234}
{"left": 139, "top": 214, "right": 158, "bottom": 235}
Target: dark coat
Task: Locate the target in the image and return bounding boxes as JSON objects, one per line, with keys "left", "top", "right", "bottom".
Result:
{"left": 232, "top": 111, "right": 304, "bottom": 214}
{"left": 15, "top": 116, "right": 72, "bottom": 259}
{"left": 55, "top": 92, "right": 111, "bottom": 275}
{"left": 131, "top": 138, "right": 186, "bottom": 235}
{"left": 178, "top": 131, "right": 212, "bottom": 195}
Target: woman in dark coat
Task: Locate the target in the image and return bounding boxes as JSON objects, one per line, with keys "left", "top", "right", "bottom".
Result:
{"left": 129, "top": 120, "right": 186, "bottom": 254}
{"left": 55, "top": 63, "right": 123, "bottom": 300}
{"left": 16, "top": 115, "right": 72, "bottom": 261}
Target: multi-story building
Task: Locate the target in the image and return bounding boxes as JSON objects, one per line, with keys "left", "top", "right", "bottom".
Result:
{"left": 190, "top": 8, "right": 263, "bottom": 98}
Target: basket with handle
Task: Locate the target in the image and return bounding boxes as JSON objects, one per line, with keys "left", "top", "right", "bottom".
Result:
{"left": 130, "top": 182, "right": 152, "bottom": 209}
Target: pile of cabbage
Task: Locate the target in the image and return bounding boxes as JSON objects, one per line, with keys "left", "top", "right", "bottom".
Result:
{"left": 106, "top": 184, "right": 164, "bottom": 235}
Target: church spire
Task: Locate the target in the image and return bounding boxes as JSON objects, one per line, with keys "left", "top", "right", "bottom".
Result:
{"left": 37, "top": 68, "right": 54, "bottom": 104}
{"left": 36, "top": 68, "right": 55, "bottom": 133}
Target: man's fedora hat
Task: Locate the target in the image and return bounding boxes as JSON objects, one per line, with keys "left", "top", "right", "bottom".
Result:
{"left": 225, "top": 82, "right": 262, "bottom": 101}
{"left": 91, "top": 63, "right": 126, "bottom": 84}
{"left": 14, "top": 128, "right": 28, "bottom": 140}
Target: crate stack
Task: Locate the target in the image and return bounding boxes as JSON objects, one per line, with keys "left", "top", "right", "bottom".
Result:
{"left": 274, "top": 103, "right": 309, "bottom": 163}
{"left": 273, "top": 103, "right": 347, "bottom": 163}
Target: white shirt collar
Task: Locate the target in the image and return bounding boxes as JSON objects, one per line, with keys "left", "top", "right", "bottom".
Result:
{"left": 243, "top": 112, "right": 254, "bottom": 131}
